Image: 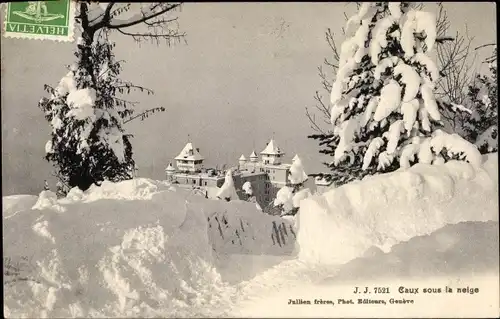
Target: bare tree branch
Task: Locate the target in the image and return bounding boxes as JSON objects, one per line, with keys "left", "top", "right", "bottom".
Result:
{"left": 123, "top": 107, "right": 166, "bottom": 125}
{"left": 79, "top": 3, "right": 185, "bottom": 46}
{"left": 305, "top": 27, "right": 343, "bottom": 132}
{"left": 429, "top": 2, "right": 480, "bottom": 132}
{"left": 108, "top": 4, "right": 182, "bottom": 29}
{"left": 305, "top": 107, "right": 326, "bottom": 134}
{"left": 475, "top": 43, "right": 496, "bottom": 51}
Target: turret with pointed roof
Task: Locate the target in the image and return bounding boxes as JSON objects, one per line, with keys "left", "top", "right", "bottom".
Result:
{"left": 238, "top": 154, "right": 247, "bottom": 169}
{"left": 260, "top": 138, "right": 284, "bottom": 156}
{"left": 260, "top": 138, "right": 284, "bottom": 165}
{"left": 165, "top": 162, "right": 176, "bottom": 172}
{"left": 165, "top": 162, "right": 175, "bottom": 181}
{"left": 249, "top": 150, "right": 258, "bottom": 163}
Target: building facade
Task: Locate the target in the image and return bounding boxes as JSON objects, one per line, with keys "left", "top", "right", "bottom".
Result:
{"left": 165, "top": 139, "right": 302, "bottom": 209}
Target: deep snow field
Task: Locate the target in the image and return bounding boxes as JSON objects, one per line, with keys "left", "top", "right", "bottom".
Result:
{"left": 3, "top": 154, "right": 499, "bottom": 318}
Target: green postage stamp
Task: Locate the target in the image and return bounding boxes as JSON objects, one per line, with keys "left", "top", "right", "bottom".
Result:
{"left": 3, "top": 1, "right": 75, "bottom": 41}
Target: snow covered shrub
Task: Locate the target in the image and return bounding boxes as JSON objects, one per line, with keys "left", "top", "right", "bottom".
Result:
{"left": 274, "top": 155, "right": 312, "bottom": 216}
{"left": 216, "top": 169, "right": 239, "bottom": 201}
{"left": 242, "top": 181, "right": 263, "bottom": 211}
{"left": 462, "top": 47, "right": 498, "bottom": 154}
{"left": 39, "top": 33, "right": 141, "bottom": 191}
{"left": 309, "top": 2, "right": 482, "bottom": 185}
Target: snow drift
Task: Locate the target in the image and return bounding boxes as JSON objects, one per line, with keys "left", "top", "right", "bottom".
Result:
{"left": 3, "top": 195, "right": 38, "bottom": 218}
{"left": 3, "top": 178, "right": 295, "bottom": 318}
{"left": 205, "top": 203, "right": 296, "bottom": 255}
{"left": 325, "top": 220, "right": 499, "bottom": 283}
{"left": 233, "top": 221, "right": 499, "bottom": 318}
{"left": 298, "top": 153, "right": 499, "bottom": 265}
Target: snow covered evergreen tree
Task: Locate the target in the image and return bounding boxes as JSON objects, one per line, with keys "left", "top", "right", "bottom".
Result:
{"left": 39, "top": 3, "right": 183, "bottom": 191}
{"left": 274, "top": 155, "right": 311, "bottom": 216}
{"left": 40, "top": 33, "right": 138, "bottom": 191}
{"left": 216, "top": 169, "right": 239, "bottom": 202}
{"left": 309, "top": 2, "right": 482, "bottom": 186}
{"left": 462, "top": 47, "right": 498, "bottom": 153}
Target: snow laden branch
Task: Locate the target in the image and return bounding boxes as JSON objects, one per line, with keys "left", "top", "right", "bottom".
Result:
{"left": 78, "top": 2, "right": 185, "bottom": 45}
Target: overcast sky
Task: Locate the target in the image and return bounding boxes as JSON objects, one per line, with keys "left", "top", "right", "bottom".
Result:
{"left": 1, "top": 2, "right": 496, "bottom": 195}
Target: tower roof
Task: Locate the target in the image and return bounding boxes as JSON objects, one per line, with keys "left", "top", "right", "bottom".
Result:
{"left": 165, "top": 163, "right": 175, "bottom": 171}
{"left": 239, "top": 154, "right": 246, "bottom": 161}
{"left": 175, "top": 142, "right": 204, "bottom": 161}
{"left": 292, "top": 154, "right": 300, "bottom": 162}
{"left": 260, "top": 139, "right": 284, "bottom": 155}
{"left": 250, "top": 150, "right": 258, "bottom": 158}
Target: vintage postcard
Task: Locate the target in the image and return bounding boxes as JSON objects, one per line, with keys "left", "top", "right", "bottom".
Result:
{"left": 1, "top": 2, "right": 498, "bottom": 318}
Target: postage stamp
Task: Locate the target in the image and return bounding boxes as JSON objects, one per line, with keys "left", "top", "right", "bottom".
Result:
{"left": 3, "top": 0, "right": 75, "bottom": 42}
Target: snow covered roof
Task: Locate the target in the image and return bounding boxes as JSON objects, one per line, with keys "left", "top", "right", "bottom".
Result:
{"left": 260, "top": 139, "right": 284, "bottom": 155}
{"left": 292, "top": 154, "right": 300, "bottom": 162}
{"left": 239, "top": 154, "right": 246, "bottom": 161}
{"left": 262, "top": 163, "right": 291, "bottom": 170}
{"left": 240, "top": 171, "right": 267, "bottom": 178}
{"left": 165, "top": 163, "right": 175, "bottom": 172}
{"left": 249, "top": 150, "right": 258, "bottom": 158}
{"left": 175, "top": 142, "right": 204, "bottom": 161}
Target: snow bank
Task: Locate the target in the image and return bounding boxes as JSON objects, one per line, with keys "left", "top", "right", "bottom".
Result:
{"left": 3, "top": 178, "right": 295, "bottom": 318}
{"left": 234, "top": 221, "right": 499, "bottom": 318}
{"left": 202, "top": 200, "right": 296, "bottom": 255}
{"left": 328, "top": 221, "right": 499, "bottom": 282}
{"left": 297, "top": 153, "right": 499, "bottom": 265}
{"left": 2, "top": 195, "right": 38, "bottom": 218}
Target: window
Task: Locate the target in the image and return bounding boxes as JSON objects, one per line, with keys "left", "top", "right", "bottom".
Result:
{"left": 265, "top": 189, "right": 269, "bottom": 195}
{"left": 204, "top": 181, "right": 207, "bottom": 186}
{"left": 192, "top": 180, "right": 196, "bottom": 184}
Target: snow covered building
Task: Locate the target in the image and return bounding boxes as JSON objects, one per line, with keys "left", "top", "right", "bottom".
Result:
{"left": 165, "top": 139, "right": 307, "bottom": 209}
{"left": 237, "top": 139, "right": 292, "bottom": 204}
{"left": 174, "top": 142, "right": 204, "bottom": 173}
